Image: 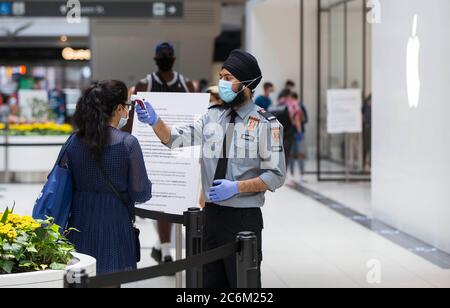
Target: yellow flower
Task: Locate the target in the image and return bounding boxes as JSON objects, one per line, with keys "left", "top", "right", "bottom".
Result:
{"left": 0, "top": 223, "right": 17, "bottom": 240}
{"left": 6, "top": 214, "right": 41, "bottom": 231}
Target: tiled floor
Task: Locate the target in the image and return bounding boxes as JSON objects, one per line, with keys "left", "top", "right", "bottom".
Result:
{"left": 1, "top": 178, "right": 450, "bottom": 288}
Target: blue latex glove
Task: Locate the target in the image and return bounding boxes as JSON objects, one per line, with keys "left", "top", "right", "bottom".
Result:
{"left": 207, "top": 180, "right": 240, "bottom": 203}
{"left": 135, "top": 100, "right": 159, "bottom": 127}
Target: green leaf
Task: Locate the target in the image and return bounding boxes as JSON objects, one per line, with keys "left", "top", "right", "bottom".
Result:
{"left": 0, "top": 207, "right": 10, "bottom": 224}
{"left": 0, "top": 260, "right": 14, "bottom": 274}
{"left": 49, "top": 263, "right": 66, "bottom": 270}
{"left": 26, "top": 245, "right": 38, "bottom": 253}
{"left": 18, "top": 260, "right": 33, "bottom": 268}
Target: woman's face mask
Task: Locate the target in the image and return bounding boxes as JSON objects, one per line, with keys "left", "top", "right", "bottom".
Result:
{"left": 117, "top": 104, "right": 130, "bottom": 129}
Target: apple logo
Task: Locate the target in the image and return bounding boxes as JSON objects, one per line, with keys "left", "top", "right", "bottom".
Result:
{"left": 406, "top": 14, "right": 421, "bottom": 109}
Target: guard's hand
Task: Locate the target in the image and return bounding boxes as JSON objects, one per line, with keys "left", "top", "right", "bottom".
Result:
{"left": 136, "top": 100, "right": 159, "bottom": 127}
{"left": 207, "top": 180, "right": 240, "bottom": 202}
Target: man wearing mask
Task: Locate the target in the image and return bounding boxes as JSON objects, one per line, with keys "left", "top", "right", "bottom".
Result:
{"left": 123, "top": 42, "right": 194, "bottom": 266}
{"left": 135, "top": 50, "right": 287, "bottom": 288}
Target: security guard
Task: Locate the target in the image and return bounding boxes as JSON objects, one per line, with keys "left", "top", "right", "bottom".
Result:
{"left": 135, "top": 50, "right": 286, "bottom": 288}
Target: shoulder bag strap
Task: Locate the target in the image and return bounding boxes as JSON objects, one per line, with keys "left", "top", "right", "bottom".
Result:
{"left": 95, "top": 160, "right": 136, "bottom": 224}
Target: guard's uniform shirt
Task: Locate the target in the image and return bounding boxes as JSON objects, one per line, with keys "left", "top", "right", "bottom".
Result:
{"left": 164, "top": 101, "right": 287, "bottom": 208}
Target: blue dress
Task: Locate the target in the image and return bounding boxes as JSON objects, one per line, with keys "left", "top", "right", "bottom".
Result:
{"left": 62, "top": 128, "right": 152, "bottom": 275}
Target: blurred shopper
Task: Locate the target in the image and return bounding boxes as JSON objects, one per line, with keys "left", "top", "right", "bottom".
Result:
{"left": 255, "top": 82, "right": 274, "bottom": 109}
{"left": 362, "top": 94, "right": 372, "bottom": 172}
{"left": 206, "top": 85, "right": 222, "bottom": 107}
{"left": 198, "top": 78, "right": 209, "bottom": 93}
{"left": 278, "top": 80, "right": 296, "bottom": 100}
{"left": 288, "top": 93, "right": 309, "bottom": 182}
{"left": 68, "top": 80, "right": 152, "bottom": 276}
{"left": 48, "top": 87, "right": 67, "bottom": 124}
{"left": 123, "top": 42, "right": 193, "bottom": 265}
{"left": 271, "top": 89, "right": 302, "bottom": 163}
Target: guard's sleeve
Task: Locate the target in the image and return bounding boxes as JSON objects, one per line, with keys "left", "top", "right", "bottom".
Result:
{"left": 164, "top": 113, "right": 206, "bottom": 149}
{"left": 258, "top": 120, "right": 287, "bottom": 192}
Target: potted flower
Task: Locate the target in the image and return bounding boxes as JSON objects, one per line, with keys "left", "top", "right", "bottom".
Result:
{"left": 0, "top": 207, "right": 96, "bottom": 288}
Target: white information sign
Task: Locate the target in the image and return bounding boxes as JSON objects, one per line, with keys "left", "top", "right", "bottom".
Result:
{"left": 132, "top": 92, "right": 210, "bottom": 215}
{"left": 327, "top": 89, "right": 363, "bottom": 134}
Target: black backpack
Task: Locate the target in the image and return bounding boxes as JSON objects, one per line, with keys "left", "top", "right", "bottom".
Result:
{"left": 268, "top": 105, "right": 296, "bottom": 137}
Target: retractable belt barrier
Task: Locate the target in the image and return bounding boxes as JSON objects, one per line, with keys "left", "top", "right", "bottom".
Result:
{"left": 64, "top": 208, "right": 260, "bottom": 289}
{"left": 135, "top": 207, "right": 185, "bottom": 225}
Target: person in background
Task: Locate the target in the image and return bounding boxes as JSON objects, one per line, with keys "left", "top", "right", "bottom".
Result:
{"left": 288, "top": 93, "right": 308, "bottom": 182}
{"left": 286, "top": 80, "right": 295, "bottom": 90}
{"left": 255, "top": 82, "right": 274, "bottom": 110}
{"left": 198, "top": 78, "right": 209, "bottom": 93}
{"left": 67, "top": 80, "right": 152, "bottom": 276}
{"left": 362, "top": 94, "right": 372, "bottom": 172}
{"left": 123, "top": 42, "right": 194, "bottom": 266}
{"left": 276, "top": 89, "right": 302, "bottom": 163}
{"left": 206, "top": 85, "right": 222, "bottom": 106}
{"left": 277, "top": 80, "right": 295, "bottom": 101}
{"left": 48, "top": 87, "right": 66, "bottom": 124}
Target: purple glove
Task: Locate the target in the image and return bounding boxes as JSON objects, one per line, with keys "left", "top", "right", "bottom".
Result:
{"left": 135, "top": 100, "right": 159, "bottom": 127}
{"left": 207, "top": 180, "right": 240, "bottom": 202}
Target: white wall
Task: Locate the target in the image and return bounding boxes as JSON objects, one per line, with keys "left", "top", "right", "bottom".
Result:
{"left": 246, "top": 0, "right": 318, "bottom": 158}
{"left": 90, "top": 1, "right": 221, "bottom": 86}
{"left": 372, "top": 0, "right": 450, "bottom": 253}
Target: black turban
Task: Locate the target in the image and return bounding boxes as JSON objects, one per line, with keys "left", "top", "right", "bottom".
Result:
{"left": 222, "top": 50, "right": 262, "bottom": 90}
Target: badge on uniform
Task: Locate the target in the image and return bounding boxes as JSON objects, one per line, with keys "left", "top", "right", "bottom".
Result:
{"left": 247, "top": 116, "right": 260, "bottom": 131}
{"left": 271, "top": 127, "right": 280, "bottom": 143}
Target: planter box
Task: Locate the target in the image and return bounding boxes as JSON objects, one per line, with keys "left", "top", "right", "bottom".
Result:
{"left": 0, "top": 253, "right": 96, "bottom": 288}
{"left": 0, "top": 135, "right": 68, "bottom": 173}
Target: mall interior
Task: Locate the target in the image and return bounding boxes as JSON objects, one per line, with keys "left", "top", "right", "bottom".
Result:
{"left": 0, "top": 0, "right": 449, "bottom": 288}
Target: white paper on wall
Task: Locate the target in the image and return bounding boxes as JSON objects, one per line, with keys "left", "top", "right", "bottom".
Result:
{"left": 327, "top": 89, "right": 363, "bottom": 134}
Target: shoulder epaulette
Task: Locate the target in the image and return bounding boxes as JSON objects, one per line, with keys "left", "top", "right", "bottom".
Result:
{"left": 258, "top": 109, "right": 278, "bottom": 121}
{"left": 208, "top": 104, "right": 225, "bottom": 110}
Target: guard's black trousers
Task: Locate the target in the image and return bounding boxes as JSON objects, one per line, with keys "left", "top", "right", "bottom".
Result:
{"left": 203, "top": 203, "right": 263, "bottom": 288}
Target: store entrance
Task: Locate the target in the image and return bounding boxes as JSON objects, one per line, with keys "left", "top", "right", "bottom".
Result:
{"left": 317, "top": 0, "right": 372, "bottom": 181}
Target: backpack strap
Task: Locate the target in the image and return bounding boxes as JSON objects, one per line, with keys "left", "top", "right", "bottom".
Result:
{"left": 56, "top": 133, "right": 76, "bottom": 167}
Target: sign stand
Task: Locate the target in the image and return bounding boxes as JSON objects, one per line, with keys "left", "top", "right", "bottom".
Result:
{"left": 175, "top": 224, "right": 183, "bottom": 288}
{"left": 345, "top": 133, "right": 350, "bottom": 182}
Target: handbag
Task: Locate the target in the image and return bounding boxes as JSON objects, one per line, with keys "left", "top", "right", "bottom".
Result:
{"left": 32, "top": 134, "right": 76, "bottom": 231}
{"left": 95, "top": 160, "right": 141, "bottom": 263}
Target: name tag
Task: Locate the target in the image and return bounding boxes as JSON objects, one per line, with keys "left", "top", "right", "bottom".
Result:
{"left": 241, "top": 134, "right": 255, "bottom": 142}
{"left": 272, "top": 146, "right": 283, "bottom": 152}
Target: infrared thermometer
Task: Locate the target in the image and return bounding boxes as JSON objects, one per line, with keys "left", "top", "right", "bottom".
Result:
{"left": 131, "top": 95, "right": 147, "bottom": 112}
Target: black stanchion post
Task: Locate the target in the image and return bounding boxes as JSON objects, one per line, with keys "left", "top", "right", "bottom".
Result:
{"left": 236, "top": 231, "right": 259, "bottom": 288}
{"left": 185, "top": 207, "right": 204, "bottom": 288}
{"left": 64, "top": 269, "right": 89, "bottom": 288}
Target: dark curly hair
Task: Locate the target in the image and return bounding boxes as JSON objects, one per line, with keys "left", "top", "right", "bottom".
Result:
{"left": 74, "top": 80, "right": 128, "bottom": 161}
